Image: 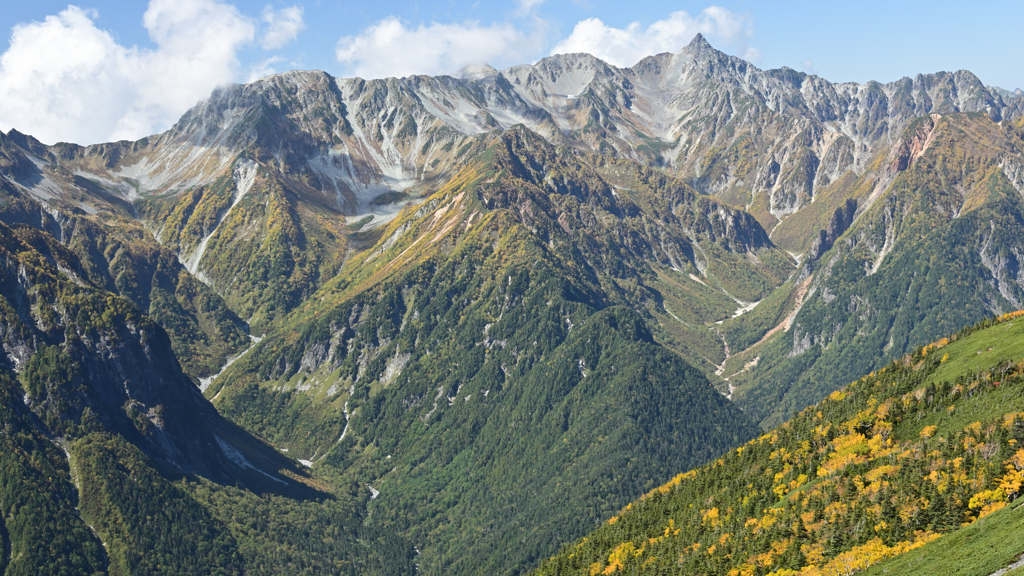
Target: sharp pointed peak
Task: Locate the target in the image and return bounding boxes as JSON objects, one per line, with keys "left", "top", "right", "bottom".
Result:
{"left": 688, "top": 33, "right": 711, "bottom": 48}
{"left": 681, "top": 32, "right": 727, "bottom": 61}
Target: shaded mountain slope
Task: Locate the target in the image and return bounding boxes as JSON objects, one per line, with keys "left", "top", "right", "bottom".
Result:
{"left": 0, "top": 211, "right": 441, "bottom": 576}
{"left": 0, "top": 219, "right": 294, "bottom": 482}
{"left": 0, "top": 130, "right": 251, "bottom": 378}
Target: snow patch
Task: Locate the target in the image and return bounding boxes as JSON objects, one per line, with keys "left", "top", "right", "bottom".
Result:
{"left": 337, "top": 401, "right": 351, "bottom": 443}
{"left": 867, "top": 216, "right": 896, "bottom": 276}
{"left": 731, "top": 298, "right": 761, "bottom": 318}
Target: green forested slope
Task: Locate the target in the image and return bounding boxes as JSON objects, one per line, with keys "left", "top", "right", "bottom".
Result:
{"left": 206, "top": 128, "right": 774, "bottom": 575}
{"left": 0, "top": 370, "right": 107, "bottom": 576}
{"left": 0, "top": 186, "right": 250, "bottom": 379}
{"left": 531, "top": 312, "right": 1024, "bottom": 576}
{"left": 134, "top": 159, "right": 350, "bottom": 334}
{"left": 0, "top": 217, "right": 412, "bottom": 575}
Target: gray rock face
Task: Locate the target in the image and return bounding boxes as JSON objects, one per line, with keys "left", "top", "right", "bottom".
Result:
{"left": 24, "top": 35, "right": 1019, "bottom": 228}
{"left": 808, "top": 198, "right": 857, "bottom": 262}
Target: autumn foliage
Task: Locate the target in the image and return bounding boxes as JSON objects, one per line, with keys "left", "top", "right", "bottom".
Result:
{"left": 534, "top": 313, "right": 1024, "bottom": 576}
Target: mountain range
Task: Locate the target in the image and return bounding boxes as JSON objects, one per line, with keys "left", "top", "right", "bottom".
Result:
{"left": 0, "top": 34, "right": 1022, "bottom": 575}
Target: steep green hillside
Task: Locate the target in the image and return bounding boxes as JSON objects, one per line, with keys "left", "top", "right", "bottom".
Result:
{"left": 861, "top": 496, "right": 1024, "bottom": 576}
{"left": 134, "top": 157, "right": 351, "bottom": 334}
{"left": 0, "top": 218, "right": 418, "bottom": 575}
{"left": 531, "top": 312, "right": 1024, "bottom": 576}
{"left": 0, "top": 183, "right": 250, "bottom": 379}
{"left": 206, "top": 128, "right": 774, "bottom": 575}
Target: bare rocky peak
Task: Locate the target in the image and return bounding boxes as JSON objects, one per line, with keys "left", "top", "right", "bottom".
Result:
{"left": 458, "top": 63, "right": 499, "bottom": 80}
{"left": 149, "top": 36, "right": 1018, "bottom": 167}
{"left": 18, "top": 36, "right": 1024, "bottom": 228}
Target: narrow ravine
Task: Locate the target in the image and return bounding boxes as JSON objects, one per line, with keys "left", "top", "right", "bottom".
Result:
{"left": 336, "top": 401, "right": 351, "bottom": 444}
{"left": 181, "top": 159, "right": 259, "bottom": 283}
{"left": 714, "top": 329, "right": 730, "bottom": 377}
{"left": 202, "top": 334, "right": 263, "bottom": 393}
{"left": 300, "top": 394, "right": 353, "bottom": 468}
{"left": 713, "top": 329, "right": 737, "bottom": 400}
{"left": 54, "top": 439, "right": 110, "bottom": 571}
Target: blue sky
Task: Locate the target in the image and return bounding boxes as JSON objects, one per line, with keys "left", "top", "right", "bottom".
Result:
{"left": 1, "top": 0, "right": 1021, "bottom": 145}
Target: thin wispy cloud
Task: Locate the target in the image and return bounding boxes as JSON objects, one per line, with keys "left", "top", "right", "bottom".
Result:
{"left": 248, "top": 55, "right": 285, "bottom": 82}
{"left": 514, "top": 0, "right": 546, "bottom": 16}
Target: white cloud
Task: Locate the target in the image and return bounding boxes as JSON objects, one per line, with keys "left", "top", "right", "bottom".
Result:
{"left": 514, "top": 0, "right": 546, "bottom": 16}
{"left": 550, "top": 7, "right": 755, "bottom": 68}
{"left": 0, "top": 0, "right": 254, "bottom": 145}
{"left": 261, "top": 5, "right": 304, "bottom": 50}
{"left": 248, "top": 56, "right": 285, "bottom": 82}
{"left": 335, "top": 17, "right": 544, "bottom": 79}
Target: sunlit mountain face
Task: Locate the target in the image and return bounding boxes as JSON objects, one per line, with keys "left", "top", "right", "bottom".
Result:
{"left": 0, "top": 34, "right": 1023, "bottom": 576}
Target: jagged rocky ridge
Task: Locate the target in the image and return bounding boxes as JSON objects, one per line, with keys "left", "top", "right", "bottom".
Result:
{"left": 11, "top": 34, "right": 1022, "bottom": 233}
{"left": 1, "top": 34, "right": 1021, "bottom": 337}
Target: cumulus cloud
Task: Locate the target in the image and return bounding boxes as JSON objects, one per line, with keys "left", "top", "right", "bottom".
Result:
{"left": 261, "top": 5, "right": 304, "bottom": 50}
{"left": 335, "top": 17, "right": 544, "bottom": 79}
{"left": 0, "top": 0, "right": 254, "bottom": 145}
{"left": 550, "top": 6, "right": 755, "bottom": 67}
